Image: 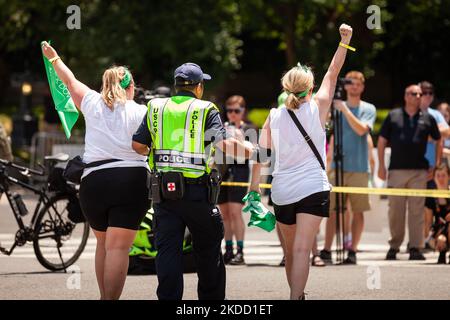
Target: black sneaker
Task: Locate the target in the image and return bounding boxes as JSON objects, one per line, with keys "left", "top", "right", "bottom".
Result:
{"left": 437, "top": 251, "right": 447, "bottom": 264}
{"left": 423, "top": 241, "right": 433, "bottom": 252}
{"left": 343, "top": 250, "right": 357, "bottom": 264}
{"left": 409, "top": 248, "right": 426, "bottom": 261}
{"left": 224, "top": 250, "right": 234, "bottom": 265}
{"left": 319, "top": 249, "right": 332, "bottom": 264}
{"left": 230, "top": 252, "right": 245, "bottom": 265}
{"left": 386, "top": 248, "right": 399, "bottom": 260}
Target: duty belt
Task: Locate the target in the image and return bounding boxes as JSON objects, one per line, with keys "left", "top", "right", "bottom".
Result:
{"left": 185, "top": 175, "right": 209, "bottom": 185}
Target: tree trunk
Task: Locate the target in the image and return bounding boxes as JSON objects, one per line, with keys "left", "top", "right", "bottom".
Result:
{"left": 280, "top": 3, "right": 298, "bottom": 67}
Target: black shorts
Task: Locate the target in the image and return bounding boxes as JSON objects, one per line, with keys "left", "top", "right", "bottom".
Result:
{"left": 273, "top": 191, "right": 330, "bottom": 225}
{"left": 218, "top": 165, "right": 250, "bottom": 204}
{"left": 79, "top": 167, "right": 150, "bottom": 232}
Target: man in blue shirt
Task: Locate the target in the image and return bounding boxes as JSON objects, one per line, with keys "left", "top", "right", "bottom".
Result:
{"left": 321, "top": 71, "right": 376, "bottom": 264}
{"left": 419, "top": 81, "right": 450, "bottom": 248}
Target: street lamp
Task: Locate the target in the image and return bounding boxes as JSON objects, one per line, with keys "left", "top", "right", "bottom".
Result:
{"left": 11, "top": 80, "right": 38, "bottom": 149}
{"left": 21, "top": 82, "right": 32, "bottom": 96}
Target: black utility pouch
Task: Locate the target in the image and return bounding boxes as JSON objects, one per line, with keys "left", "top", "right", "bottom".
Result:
{"left": 161, "top": 172, "right": 185, "bottom": 201}
{"left": 149, "top": 171, "right": 163, "bottom": 203}
{"left": 207, "top": 169, "right": 221, "bottom": 205}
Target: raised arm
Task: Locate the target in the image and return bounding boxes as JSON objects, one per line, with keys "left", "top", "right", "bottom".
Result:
{"left": 249, "top": 115, "right": 272, "bottom": 193}
{"left": 314, "top": 24, "right": 353, "bottom": 126}
{"left": 41, "top": 41, "right": 90, "bottom": 110}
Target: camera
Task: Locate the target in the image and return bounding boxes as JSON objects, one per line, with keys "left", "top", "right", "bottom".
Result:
{"left": 134, "top": 86, "right": 171, "bottom": 105}
{"left": 333, "top": 77, "right": 353, "bottom": 100}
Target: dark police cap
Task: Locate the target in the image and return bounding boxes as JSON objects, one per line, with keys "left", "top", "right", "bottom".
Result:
{"left": 174, "top": 62, "right": 211, "bottom": 85}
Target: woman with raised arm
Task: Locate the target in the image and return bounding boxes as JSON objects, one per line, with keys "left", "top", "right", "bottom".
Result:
{"left": 41, "top": 42, "right": 150, "bottom": 300}
{"left": 249, "top": 24, "right": 353, "bottom": 300}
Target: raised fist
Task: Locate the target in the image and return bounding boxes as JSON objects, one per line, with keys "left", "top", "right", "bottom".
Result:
{"left": 41, "top": 41, "right": 58, "bottom": 60}
{"left": 339, "top": 24, "right": 353, "bottom": 44}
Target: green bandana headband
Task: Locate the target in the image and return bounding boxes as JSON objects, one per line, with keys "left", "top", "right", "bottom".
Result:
{"left": 284, "top": 62, "right": 311, "bottom": 97}
{"left": 285, "top": 88, "right": 309, "bottom": 98}
{"left": 120, "top": 68, "right": 132, "bottom": 89}
{"left": 288, "top": 89, "right": 309, "bottom": 98}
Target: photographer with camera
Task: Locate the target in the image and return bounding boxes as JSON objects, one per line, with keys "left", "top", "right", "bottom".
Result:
{"left": 320, "top": 71, "right": 376, "bottom": 265}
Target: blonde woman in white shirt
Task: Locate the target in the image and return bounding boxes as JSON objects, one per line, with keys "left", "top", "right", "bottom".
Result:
{"left": 249, "top": 24, "right": 353, "bottom": 300}
{"left": 42, "top": 42, "right": 149, "bottom": 300}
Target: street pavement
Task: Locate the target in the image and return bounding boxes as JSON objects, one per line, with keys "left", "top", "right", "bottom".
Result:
{"left": 1, "top": 192, "right": 450, "bottom": 300}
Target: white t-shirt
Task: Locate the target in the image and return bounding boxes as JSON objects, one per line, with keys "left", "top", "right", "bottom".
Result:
{"left": 270, "top": 100, "right": 331, "bottom": 205}
{"left": 80, "top": 90, "right": 149, "bottom": 179}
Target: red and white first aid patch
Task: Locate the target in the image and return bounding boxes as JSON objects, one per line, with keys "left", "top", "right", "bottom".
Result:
{"left": 167, "top": 182, "right": 176, "bottom": 192}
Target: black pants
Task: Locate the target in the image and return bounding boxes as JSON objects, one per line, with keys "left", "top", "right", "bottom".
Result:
{"left": 153, "top": 184, "right": 226, "bottom": 300}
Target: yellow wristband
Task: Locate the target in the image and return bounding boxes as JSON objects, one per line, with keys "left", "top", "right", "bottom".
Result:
{"left": 339, "top": 42, "right": 356, "bottom": 52}
{"left": 49, "top": 56, "right": 61, "bottom": 64}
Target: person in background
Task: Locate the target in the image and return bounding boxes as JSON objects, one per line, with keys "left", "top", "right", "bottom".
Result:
{"left": 419, "top": 81, "right": 450, "bottom": 249}
{"left": 378, "top": 84, "right": 441, "bottom": 261}
{"left": 437, "top": 102, "right": 450, "bottom": 164}
{"left": 424, "top": 164, "right": 450, "bottom": 264}
{"left": 320, "top": 71, "right": 376, "bottom": 265}
{"left": 217, "top": 95, "right": 257, "bottom": 265}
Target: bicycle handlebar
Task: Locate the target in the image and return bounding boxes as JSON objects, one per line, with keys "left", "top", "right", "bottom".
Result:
{"left": 0, "top": 158, "right": 45, "bottom": 176}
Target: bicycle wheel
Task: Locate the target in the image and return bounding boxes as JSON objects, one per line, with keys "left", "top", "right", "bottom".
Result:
{"left": 33, "top": 194, "right": 90, "bottom": 271}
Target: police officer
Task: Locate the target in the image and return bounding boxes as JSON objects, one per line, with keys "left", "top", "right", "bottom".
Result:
{"left": 132, "top": 63, "right": 254, "bottom": 300}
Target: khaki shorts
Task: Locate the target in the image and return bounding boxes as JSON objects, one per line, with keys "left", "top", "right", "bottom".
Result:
{"left": 328, "top": 171, "right": 371, "bottom": 213}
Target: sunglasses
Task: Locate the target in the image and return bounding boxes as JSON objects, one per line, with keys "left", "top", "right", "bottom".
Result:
{"left": 407, "top": 92, "right": 423, "bottom": 97}
{"left": 226, "top": 108, "right": 242, "bottom": 114}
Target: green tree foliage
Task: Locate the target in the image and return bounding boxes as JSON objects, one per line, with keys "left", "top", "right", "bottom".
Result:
{"left": 0, "top": 0, "right": 243, "bottom": 91}
{"left": 1, "top": 0, "right": 450, "bottom": 110}
{"left": 239, "top": 0, "right": 392, "bottom": 79}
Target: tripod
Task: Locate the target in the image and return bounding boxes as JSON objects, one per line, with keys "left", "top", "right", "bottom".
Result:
{"left": 331, "top": 103, "right": 346, "bottom": 264}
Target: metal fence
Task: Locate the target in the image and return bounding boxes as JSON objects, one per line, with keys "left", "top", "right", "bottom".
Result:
{"left": 30, "top": 132, "right": 84, "bottom": 169}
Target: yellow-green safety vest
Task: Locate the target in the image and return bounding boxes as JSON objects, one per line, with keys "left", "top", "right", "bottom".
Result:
{"left": 146, "top": 95, "right": 218, "bottom": 178}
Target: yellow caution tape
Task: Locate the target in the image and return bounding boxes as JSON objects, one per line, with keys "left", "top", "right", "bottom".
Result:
{"left": 220, "top": 182, "right": 450, "bottom": 198}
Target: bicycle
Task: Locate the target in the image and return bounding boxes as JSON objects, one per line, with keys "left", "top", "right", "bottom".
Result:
{"left": 0, "top": 154, "right": 90, "bottom": 272}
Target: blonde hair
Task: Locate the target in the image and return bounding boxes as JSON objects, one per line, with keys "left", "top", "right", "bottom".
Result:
{"left": 100, "top": 66, "right": 133, "bottom": 108}
{"left": 345, "top": 70, "right": 365, "bottom": 83}
{"left": 281, "top": 64, "right": 314, "bottom": 110}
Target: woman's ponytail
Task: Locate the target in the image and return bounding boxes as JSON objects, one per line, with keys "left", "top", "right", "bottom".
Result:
{"left": 281, "top": 63, "right": 314, "bottom": 110}
{"left": 101, "top": 66, "right": 133, "bottom": 108}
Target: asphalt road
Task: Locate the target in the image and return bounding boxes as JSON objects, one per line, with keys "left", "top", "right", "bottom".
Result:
{"left": 1, "top": 192, "right": 450, "bottom": 300}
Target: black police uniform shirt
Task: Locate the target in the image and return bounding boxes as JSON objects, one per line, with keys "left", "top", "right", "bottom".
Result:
{"left": 379, "top": 107, "right": 441, "bottom": 170}
{"left": 132, "top": 91, "right": 228, "bottom": 150}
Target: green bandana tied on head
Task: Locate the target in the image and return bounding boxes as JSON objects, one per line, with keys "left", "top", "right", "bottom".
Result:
{"left": 120, "top": 68, "right": 132, "bottom": 89}
{"left": 284, "top": 62, "right": 311, "bottom": 98}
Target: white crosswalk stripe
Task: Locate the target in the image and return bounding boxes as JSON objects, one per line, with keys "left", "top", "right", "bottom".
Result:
{"left": 0, "top": 233, "right": 441, "bottom": 266}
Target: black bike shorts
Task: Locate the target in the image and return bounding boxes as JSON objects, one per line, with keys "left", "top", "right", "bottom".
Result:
{"left": 218, "top": 165, "right": 250, "bottom": 204}
{"left": 79, "top": 167, "right": 150, "bottom": 232}
{"left": 273, "top": 191, "right": 330, "bottom": 225}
